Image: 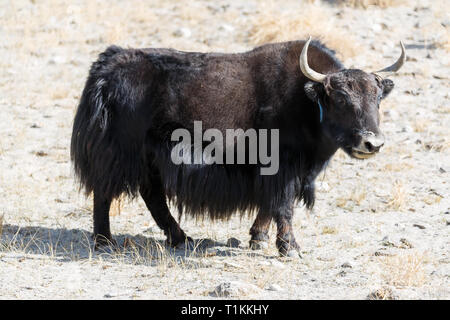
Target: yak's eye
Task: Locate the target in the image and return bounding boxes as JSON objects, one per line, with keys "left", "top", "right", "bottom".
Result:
{"left": 333, "top": 91, "right": 348, "bottom": 106}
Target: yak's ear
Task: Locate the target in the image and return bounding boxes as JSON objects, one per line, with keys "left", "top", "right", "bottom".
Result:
{"left": 304, "top": 81, "right": 324, "bottom": 102}
{"left": 381, "top": 78, "right": 394, "bottom": 99}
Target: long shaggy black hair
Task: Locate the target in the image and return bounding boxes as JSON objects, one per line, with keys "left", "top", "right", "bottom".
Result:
{"left": 71, "top": 40, "right": 343, "bottom": 221}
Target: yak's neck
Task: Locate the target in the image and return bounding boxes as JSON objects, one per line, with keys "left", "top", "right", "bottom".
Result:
{"left": 282, "top": 41, "right": 342, "bottom": 157}
{"left": 248, "top": 40, "right": 342, "bottom": 175}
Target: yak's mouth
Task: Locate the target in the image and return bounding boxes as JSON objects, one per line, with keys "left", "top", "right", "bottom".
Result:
{"left": 350, "top": 149, "right": 377, "bottom": 159}
{"left": 342, "top": 145, "right": 378, "bottom": 160}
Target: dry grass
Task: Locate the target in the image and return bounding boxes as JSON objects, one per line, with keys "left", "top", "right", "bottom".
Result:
{"left": 0, "top": 225, "right": 212, "bottom": 271}
{"left": 0, "top": 0, "right": 247, "bottom": 109}
{"left": 422, "top": 194, "right": 442, "bottom": 206}
{"left": 0, "top": 214, "right": 4, "bottom": 238}
{"left": 248, "top": 1, "right": 361, "bottom": 59}
{"left": 335, "top": 185, "right": 367, "bottom": 210}
{"left": 412, "top": 119, "right": 432, "bottom": 133}
{"left": 338, "top": 0, "right": 406, "bottom": 9}
{"left": 321, "top": 226, "right": 339, "bottom": 235}
{"left": 383, "top": 162, "right": 414, "bottom": 172}
{"left": 425, "top": 0, "right": 450, "bottom": 53}
{"left": 110, "top": 196, "right": 125, "bottom": 217}
{"left": 378, "top": 252, "right": 429, "bottom": 287}
{"left": 349, "top": 186, "right": 367, "bottom": 206}
{"left": 387, "top": 180, "right": 408, "bottom": 211}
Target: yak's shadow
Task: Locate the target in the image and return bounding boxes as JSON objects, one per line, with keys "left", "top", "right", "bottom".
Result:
{"left": 0, "top": 224, "right": 271, "bottom": 266}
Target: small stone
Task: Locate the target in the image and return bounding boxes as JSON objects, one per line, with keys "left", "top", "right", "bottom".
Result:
{"left": 267, "top": 284, "right": 283, "bottom": 291}
{"left": 48, "top": 55, "right": 66, "bottom": 65}
{"left": 286, "top": 250, "right": 300, "bottom": 258}
{"left": 173, "top": 28, "right": 191, "bottom": 38}
{"left": 413, "top": 224, "right": 426, "bottom": 229}
{"left": 210, "top": 282, "right": 234, "bottom": 297}
{"left": 372, "top": 24, "right": 382, "bottom": 32}
{"left": 226, "top": 237, "right": 241, "bottom": 248}
{"left": 374, "top": 251, "right": 394, "bottom": 257}
{"left": 401, "top": 125, "right": 414, "bottom": 133}
{"left": 270, "top": 259, "right": 286, "bottom": 269}
{"left": 367, "top": 287, "right": 397, "bottom": 300}
{"left": 34, "top": 150, "right": 48, "bottom": 157}
{"left": 381, "top": 236, "right": 395, "bottom": 247}
{"left": 210, "top": 281, "right": 261, "bottom": 297}
{"left": 317, "top": 181, "right": 330, "bottom": 192}
{"left": 224, "top": 262, "right": 243, "bottom": 269}
{"left": 219, "top": 24, "right": 234, "bottom": 32}
{"left": 337, "top": 270, "right": 347, "bottom": 277}
{"left": 399, "top": 238, "right": 413, "bottom": 249}
{"left": 341, "top": 262, "right": 352, "bottom": 268}
{"left": 383, "top": 109, "right": 399, "bottom": 121}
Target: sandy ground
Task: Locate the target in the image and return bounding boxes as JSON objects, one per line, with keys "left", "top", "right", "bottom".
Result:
{"left": 0, "top": 0, "right": 449, "bottom": 299}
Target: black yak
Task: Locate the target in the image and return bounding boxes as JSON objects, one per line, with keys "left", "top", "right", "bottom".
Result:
{"left": 71, "top": 37, "right": 405, "bottom": 257}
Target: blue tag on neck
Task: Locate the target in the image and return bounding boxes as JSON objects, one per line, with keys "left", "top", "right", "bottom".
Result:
{"left": 317, "top": 99, "right": 324, "bottom": 123}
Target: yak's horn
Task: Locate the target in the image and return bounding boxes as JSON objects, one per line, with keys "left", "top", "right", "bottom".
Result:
{"left": 300, "top": 36, "right": 327, "bottom": 82}
{"left": 374, "top": 41, "right": 406, "bottom": 75}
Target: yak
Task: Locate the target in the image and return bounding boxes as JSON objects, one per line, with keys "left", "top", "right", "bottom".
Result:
{"left": 71, "top": 37, "right": 405, "bottom": 257}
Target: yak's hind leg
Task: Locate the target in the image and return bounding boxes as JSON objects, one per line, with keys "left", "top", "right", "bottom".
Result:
{"left": 140, "top": 170, "right": 192, "bottom": 248}
{"left": 93, "top": 189, "right": 117, "bottom": 249}
{"left": 249, "top": 212, "right": 272, "bottom": 250}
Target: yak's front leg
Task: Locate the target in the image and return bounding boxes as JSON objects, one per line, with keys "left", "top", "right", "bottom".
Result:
{"left": 249, "top": 212, "right": 272, "bottom": 250}
{"left": 274, "top": 202, "right": 301, "bottom": 258}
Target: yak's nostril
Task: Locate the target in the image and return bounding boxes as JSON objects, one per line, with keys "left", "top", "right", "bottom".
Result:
{"left": 365, "top": 141, "right": 375, "bottom": 152}
{"left": 364, "top": 140, "right": 383, "bottom": 152}
{"left": 357, "top": 132, "right": 384, "bottom": 154}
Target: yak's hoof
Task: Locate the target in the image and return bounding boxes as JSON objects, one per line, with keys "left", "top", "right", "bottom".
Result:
{"left": 176, "top": 236, "right": 196, "bottom": 250}
{"left": 282, "top": 249, "right": 302, "bottom": 259}
{"left": 277, "top": 239, "right": 301, "bottom": 258}
{"left": 278, "top": 247, "right": 302, "bottom": 259}
{"left": 168, "top": 236, "right": 195, "bottom": 250}
{"left": 93, "top": 235, "right": 118, "bottom": 251}
{"left": 249, "top": 240, "right": 269, "bottom": 250}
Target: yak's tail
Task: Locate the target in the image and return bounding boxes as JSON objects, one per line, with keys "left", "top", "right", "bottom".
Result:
{"left": 70, "top": 46, "right": 145, "bottom": 199}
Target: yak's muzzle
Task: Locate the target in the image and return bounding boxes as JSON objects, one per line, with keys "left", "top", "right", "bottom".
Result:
{"left": 351, "top": 131, "right": 385, "bottom": 159}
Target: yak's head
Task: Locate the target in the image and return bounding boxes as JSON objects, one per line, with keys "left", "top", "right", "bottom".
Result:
{"left": 301, "top": 37, "right": 405, "bottom": 159}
